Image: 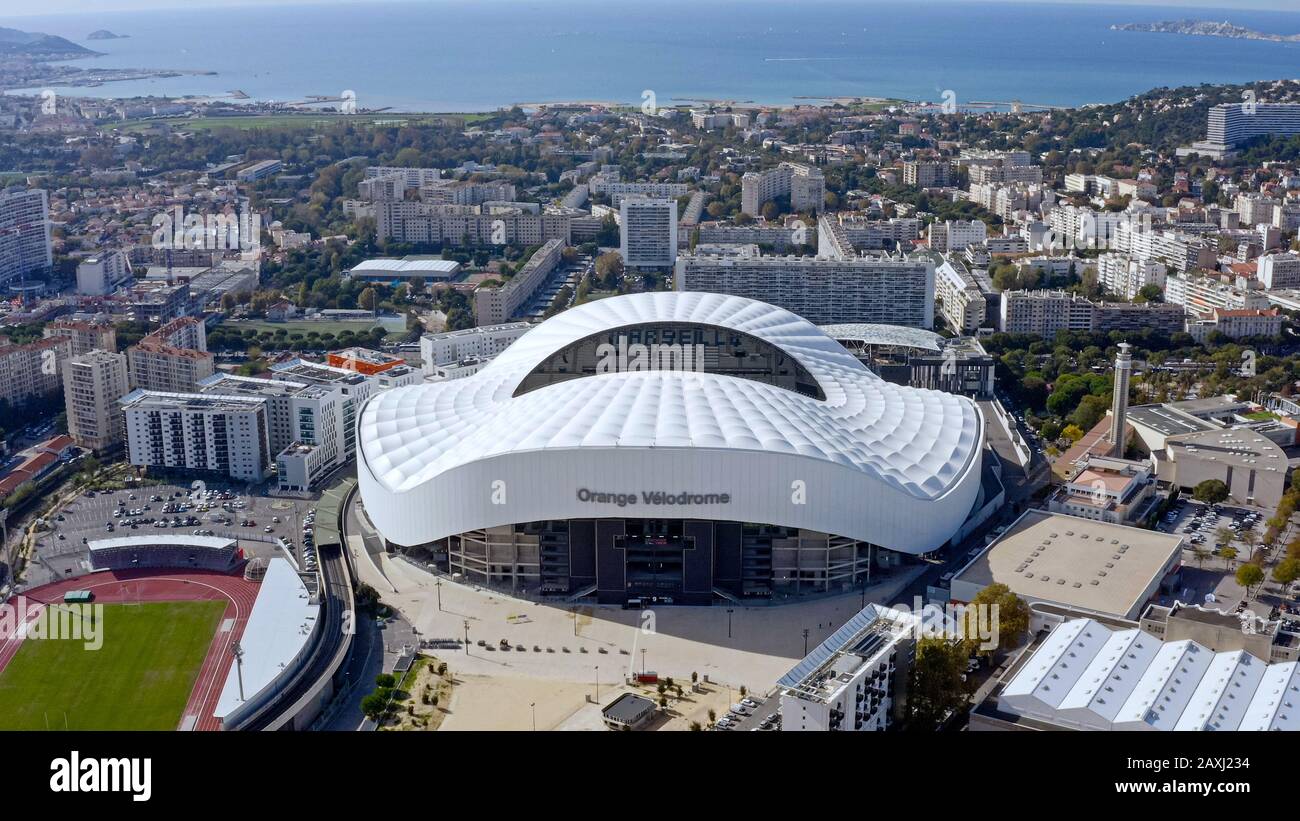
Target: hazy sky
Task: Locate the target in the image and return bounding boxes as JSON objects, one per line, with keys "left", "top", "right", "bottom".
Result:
{"left": 1, "top": 0, "right": 1299, "bottom": 20}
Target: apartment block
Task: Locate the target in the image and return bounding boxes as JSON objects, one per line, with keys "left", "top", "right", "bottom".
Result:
{"left": 740, "top": 163, "right": 825, "bottom": 216}
{"left": 0, "top": 336, "right": 70, "bottom": 406}
{"left": 474, "top": 238, "right": 565, "bottom": 326}
{"left": 121, "top": 391, "right": 272, "bottom": 482}
{"left": 619, "top": 197, "right": 678, "bottom": 269}
{"left": 0, "top": 187, "right": 53, "bottom": 285}
{"left": 675, "top": 252, "right": 934, "bottom": 327}
{"left": 62, "top": 350, "right": 130, "bottom": 451}
{"left": 43, "top": 319, "right": 117, "bottom": 357}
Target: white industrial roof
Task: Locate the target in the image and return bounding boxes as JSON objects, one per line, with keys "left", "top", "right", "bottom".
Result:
{"left": 214, "top": 558, "right": 318, "bottom": 722}
{"left": 361, "top": 292, "right": 979, "bottom": 500}
{"left": 351, "top": 258, "right": 460, "bottom": 274}
{"left": 1000, "top": 618, "right": 1300, "bottom": 731}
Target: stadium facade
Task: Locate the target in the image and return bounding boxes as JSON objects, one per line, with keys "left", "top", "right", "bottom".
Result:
{"left": 358, "top": 292, "right": 983, "bottom": 604}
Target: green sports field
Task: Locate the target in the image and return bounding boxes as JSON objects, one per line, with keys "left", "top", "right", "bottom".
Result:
{"left": 0, "top": 600, "right": 226, "bottom": 730}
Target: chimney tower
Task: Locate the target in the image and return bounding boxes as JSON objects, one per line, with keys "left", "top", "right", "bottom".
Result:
{"left": 1109, "top": 343, "right": 1132, "bottom": 457}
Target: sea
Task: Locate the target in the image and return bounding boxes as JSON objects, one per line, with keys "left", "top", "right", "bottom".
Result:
{"left": 4, "top": 0, "right": 1300, "bottom": 112}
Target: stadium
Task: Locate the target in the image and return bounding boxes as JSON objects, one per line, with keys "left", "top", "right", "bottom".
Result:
{"left": 358, "top": 291, "right": 984, "bottom": 605}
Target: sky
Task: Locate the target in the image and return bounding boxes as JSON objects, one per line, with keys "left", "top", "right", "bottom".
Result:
{"left": 0, "top": 0, "right": 1298, "bottom": 20}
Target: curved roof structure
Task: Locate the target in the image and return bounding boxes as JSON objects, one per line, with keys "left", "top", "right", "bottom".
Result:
{"left": 817, "top": 323, "right": 944, "bottom": 353}
{"left": 358, "top": 292, "right": 983, "bottom": 553}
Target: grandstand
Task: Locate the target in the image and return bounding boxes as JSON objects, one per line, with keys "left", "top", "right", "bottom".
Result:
{"left": 88, "top": 536, "right": 240, "bottom": 572}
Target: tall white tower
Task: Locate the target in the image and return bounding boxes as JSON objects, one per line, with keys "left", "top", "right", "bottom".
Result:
{"left": 1109, "top": 342, "right": 1132, "bottom": 457}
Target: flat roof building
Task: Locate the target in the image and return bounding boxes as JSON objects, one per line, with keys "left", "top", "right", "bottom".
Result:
{"left": 949, "top": 509, "right": 1182, "bottom": 621}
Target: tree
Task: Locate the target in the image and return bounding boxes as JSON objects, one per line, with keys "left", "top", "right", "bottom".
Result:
{"left": 1272, "top": 557, "right": 1300, "bottom": 587}
{"left": 361, "top": 692, "right": 388, "bottom": 720}
{"left": 969, "top": 583, "right": 1030, "bottom": 654}
{"left": 1193, "top": 479, "right": 1229, "bottom": 504}
{"left": 1192, "top": 546, "right": 1211, "bottom": 569}
{"left": 907, "top": 638, "right": 970, "bottom": 730}
{"left": 1220, "top": 545, "right": 1239, "bottom": 569}
{"left": 1061, "top": 424, "right": 1084, "bottom": 443}
{"left": 1236, "top": 563, "right": 1265, "bottom": 596}
{"left": 358, "top": 287, "right": 377, "bottom": 312}
{"left": 1215, "top": 526, "right": 1235, "bottom": 548}
{"left": 594, "top": 251, "right": 625, "bottom": 290}
{"left": 375, "top": 673, "right": 396, "bottom": 689}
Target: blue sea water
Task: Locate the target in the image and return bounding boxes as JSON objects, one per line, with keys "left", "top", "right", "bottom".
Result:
{"left": 4, "top": 0, "right": 1300, "bottom": 111}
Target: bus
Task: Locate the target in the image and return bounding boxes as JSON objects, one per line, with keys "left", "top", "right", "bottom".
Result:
{"left": 63, "top": 590, "right": 94, "bottom": 604}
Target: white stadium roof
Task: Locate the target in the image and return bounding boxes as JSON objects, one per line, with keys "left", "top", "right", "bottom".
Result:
{"left": 358, "top": 292, "right": 982, "bottom": 552}
{"left": 999, "top": 618, "right": 1300, "bottom": 731}
{"left": 349, "top": 258, "right": 461, "bottom": 277}
{"left": 817, "top": 323, "right": 944, "bottom": 353}
{"left": 88, "top": 535, "right": 236, "bottom": 552}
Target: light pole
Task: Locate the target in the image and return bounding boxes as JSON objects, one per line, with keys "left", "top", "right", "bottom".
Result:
{"left": 463, "top": 619, "right": 470, "bottom": 656}
{"left": 435, "top": 578, "right": 442, "bottom": 612}
{"left": 641, "top": 648, "right": 647, "bottom": 675}
{"left": 530, "top": 702, "right": 536, "bottom": 731}
{"left": 594, "top": 666, "right": 600, "bottom": 702}
{"left": 727, "top": 608, "right": 734, "bottom": 639}
{"left": 802, "top": 628, "right": 810, "bottom": 656}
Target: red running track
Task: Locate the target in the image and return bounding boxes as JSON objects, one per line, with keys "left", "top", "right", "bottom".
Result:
{"left": 2, "top": 569, "right": 260, "bottom": 731}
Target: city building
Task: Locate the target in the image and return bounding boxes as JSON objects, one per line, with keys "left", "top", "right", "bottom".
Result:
{"left": 978, "top": 614, "right": 1300, "bottom": 731}
{"left": 0, "top": 187, "right": 52, "bottom": 286}
{"left": 127, "top": 318, "right": 214, "bottom": 394}
{"left": 740, "top": 163, "right": 825, "bottom": 216}
{"left": 600, "top": 693, "right": 658, "bottom": 730}
{"left": 776, "top": 603, "right": 919, "bottom": 731}
{"left": 1258, "top": 252, "right": 1300, "bottom": 290}
{"left": 1161, "top": 428, "right": 1288, "bottom": 510}
{"left": 42, "top": 319, "right": 117, "bottom": 357}
{"left": 1048, "top": 455, "right": 1157, "bottom": 525}
{"left": 0, "top": 336, "right": 70, "bottom": 407}
{"left": 121, "top": 390, "right": 272, "bottom": 482}
{"left": 903, "top": 160, "right": 949, "bottom": 188}
{"left": 236, "top": 159, "right": 283, "bottom": 183}
{"left": 949, "top": 509, "right": 1183, "bottom": 621}
{"left": 326, "top": 347, "right": 406, "bottom": 376}
{"left": 619, "top": 196, "right": 678, "bottom": 269}
{"left": 62, "top": 350, "right": 130, "bottom": 451}
{"left": 474, "top": 238, "right": 565, "bottom": 326}
{"left": 934, "top": 257, "right": 987, "bottom": 333}
{"left": 75, "top": 250, "right": 132, "bottom": 296}
{"left": 675, "top": 253, "right": 934, "bottom": 328}
{"left": 927, "top": 220, "right": 987, "bottom": 254}
{"left": 357, "top": 292, "right": 983, "bottom": 604}
{"left": 998, "top": 290, "right": 1186, "bottom": 336}
{"left": 1186, "top": 307, "right": 1283, "bottom": 342}
{"left": 346, "top": 258, "right": 462, "bottom": 285}
{"left": 420, "top": 322, "right": 531, "bottom": 377}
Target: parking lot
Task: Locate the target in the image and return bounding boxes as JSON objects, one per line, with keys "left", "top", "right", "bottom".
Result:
{"left": 714, "top": 693, "right": 777, "bottom": 732}
{"left": 1156, "top": 498, "right": 1266, "bottom": 556}
{"left": 25, "top": 482, "right": 319, "bottom": 587}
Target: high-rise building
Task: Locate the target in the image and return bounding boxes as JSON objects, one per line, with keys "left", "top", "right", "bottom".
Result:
{"left": 120, "top": 390, "right": 272, "bottom": 482}
{"left": 63, "top": 350, "right": 130, "bottom": 451}
{"left": 0, "top": 336, "right": 70, "bottom": 407}
{"left": 0, "top": 187, "right": 53, "bottom": 286}
{"left": 741, "top": 163, "right": 825, "bottom": 216}
{"left": 903, "top": 160, "right": 949, "bottom": 188}
{"left": 675, "top": 253, "right": 934, "bottom": 327}
{"left": 127, "top": 318, "right": 215, "bottom": 394}
{"left": 75, "top": 250, "right": 133, "bottom": 296}
{"left": 619, "top": 196, "right": 678, "bottom": 269}
{"left": 42, "top": 319, "right": 117, "bottom": 357}
{"left": 1207, "top": 102, "right": 1300, "bottom": 148}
